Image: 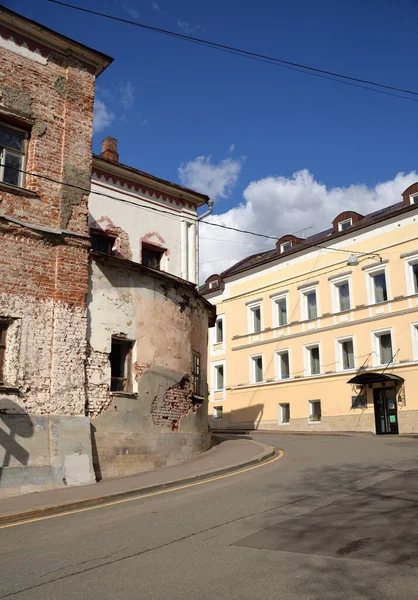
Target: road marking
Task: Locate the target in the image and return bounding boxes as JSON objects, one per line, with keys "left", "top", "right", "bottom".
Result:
{"left": 0, "top": 450, "right": 284, "bottom": 530}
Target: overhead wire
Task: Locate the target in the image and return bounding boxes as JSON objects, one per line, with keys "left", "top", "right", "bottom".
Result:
{"left": 48, "top": 0, "right": 418, "bottom": 103}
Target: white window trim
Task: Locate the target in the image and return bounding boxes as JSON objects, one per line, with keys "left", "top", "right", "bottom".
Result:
{"left": 275, "top": 348, "right": 291, "bottom": 380}
{"left": 338, "top": 218, "right": 353, "bottom": 232}
{"left": 371, "top": 328, "right": 395, "bottom": 367}
{"left": 365, "top": 264, "right": 390, "bottom": 305}
{"left": 308, "top": 400, "right": 322, "bottom": 423}
{"left": 404, "top": 253, "right": 418, "bottom": 296}
{"left": 335, "top": 335, "right": 356, "bottom": 372}
{"left": 211, "top": 359, "right": 226, "bottom": 399}
{"left": 209, "top": 280, "right": 218, "bottom": 289}
{"left": 301, "top": 286, "right": 319, "bottom": 321}
{"left": 331, "top": 275, "right": 352, "bottom": 313}
{"left": 304, "top": 342, "right": 321, "bottom": 376}
{"left": 280, "top": 241, "right": 292, "bottom": 253}
{"left": 212, "top": 314, "right": 225, "bottom": 346}
{"left": 278, "top": 403, "right": 290, "bottom": 425}
{"left": 249, "top": 353, "right": 264, "bottom": 384}
{"left": 411, "top": 322, "right": 418, "bottom": 361}
{"left": 247, "top": 301, "right": 263, "bottom": 334}
{"left": 271, "top": 292, "right": 288, "bottom": 328}
{"left": 212, "top": 405, "right": 223, "bottom": 420}
{"left": 410, "top": 193, "right": 418, "bottom": 205}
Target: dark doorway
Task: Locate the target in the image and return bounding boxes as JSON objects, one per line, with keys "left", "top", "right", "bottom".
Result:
{"left": 373, "top": 387, "right": 399, "bottom": 435}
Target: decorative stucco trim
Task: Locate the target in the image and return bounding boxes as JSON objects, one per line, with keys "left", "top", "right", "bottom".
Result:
{"left": 328, "top": 270, "right": 352, "bottom": 281}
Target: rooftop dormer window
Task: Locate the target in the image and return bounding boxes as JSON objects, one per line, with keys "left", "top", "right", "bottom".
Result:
{"left": 410, "top": 193, "right": 418, "bottom": 205}
{"left": 280, "top": 241, "right": 293, "bottom": 253}
{"left": 338, "top": 218, "right": 353, "bottom": 232}
{"left": 209, "top": 280, "right": 218, "bottom": 289}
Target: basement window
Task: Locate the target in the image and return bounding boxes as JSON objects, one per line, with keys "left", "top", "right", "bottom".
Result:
{"left": 213, "top": 406, "right": 223, "bottom": 420}
{"left": 142, "top": 243, "right": 165, "bottom": 270}
{"left": 91, "top": 230, "right": 115, "bottom": 254}
{"left": 110, "top": 337, "right": 133, "bottom": 392}
{"left": 0, "top": 322, "right": 7, "bottom": 384}
{"left": 0, "top": 123, "right": 27, "bottom": 188}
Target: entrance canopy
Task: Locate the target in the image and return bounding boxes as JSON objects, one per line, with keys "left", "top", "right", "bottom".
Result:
{"left": 347, "top": 372, "right": 404, "bottom": 385}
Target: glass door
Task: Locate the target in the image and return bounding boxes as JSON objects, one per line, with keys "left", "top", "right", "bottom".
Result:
{"left": 373, "top": 388, "right": 399, "bottom": 435}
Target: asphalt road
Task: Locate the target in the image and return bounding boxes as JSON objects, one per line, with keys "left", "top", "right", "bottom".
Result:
{"left": 1, "top": 433, "right": 418, "bottom": 600}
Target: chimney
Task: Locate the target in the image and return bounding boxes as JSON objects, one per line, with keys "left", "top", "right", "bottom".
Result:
{"left": 101, "top": 137, "right": 119, "bottom": 163}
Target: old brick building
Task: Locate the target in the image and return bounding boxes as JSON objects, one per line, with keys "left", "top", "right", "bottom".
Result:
{"left": 0, "top": 8, "right": 112, "bottom": 495}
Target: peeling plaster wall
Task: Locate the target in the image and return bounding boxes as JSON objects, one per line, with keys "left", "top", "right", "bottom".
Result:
{"left": 86, "top": 258, "right": 211, "bottom": 478}
{"left": 89, "top": 180, "right": 197, "bottom": 281}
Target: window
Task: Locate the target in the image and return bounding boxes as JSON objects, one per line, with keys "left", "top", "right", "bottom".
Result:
{"left": 142, "top": 243, "right": 164, "bottom": 270}
{"left": 110, "top": 337, "right": 133, "bottom": 392}
{"left": 274, "top": 297, "right": 288, "bottom": 326}
{"left": 279, "top": 403, "right": 290, "bottom": 424}
{"left": 411, "top": 323, "right": 418, "bottom": 361}
{"left": 251, "top": 355, "right": 263, "bottom": 383}
{"left": 213, "top": 406, "right": 223, "bottom": 420}
{"left": 215, "top": 317, "right": 223, "bottom": 343}
{"left": 214, "top": 364, "right": 224, "bottom": 391}
{"left": 370, "top": 271, "right": 388, "bottom": 304}
{"left": 305, "top": 344, "right": 320, "bottom": 375}
{"left": 0, "top": 123, "right": 27, "bottom": 188}
{"left": 336, "top": 337, "right": 355, "bottom": 371}
{"left": 338, "top": 218, "right": 353, "bottom": 232}
{"left": 0, "top": 323, "right": 7, "bottom": 384}
{"left": 309, "top": 400, "right": 322, "bottom": 422}
{"left": 377, "top": 332, "right": 393, "bottom": 365}
{"left": 192, "top": 351, "right": 201, "bottom": 396}
{"left": 249, "top": 304, "right": 262, "bottom": 333}
{"left": 276, "top": 350, "right": 290, "bottom": 379}
{"left": 405, "top": 256, "right": 418, "bottom": 295}
{"left": 91, "top": 230, "right": 115, "bottom": 254}
{"left": 336, "top": 281, "right": 350, "bottom": 312}
{"left": 280, "top": 241, "right": 292, "bottom": 253}
{"left": 410, "top": 194, "right": 418, "bottom": 205}
{"left": 303, "top": 290, "right": 318, "bottom": 320}
{"left": 209, "top": 280, "right": 218, "bottom": 289}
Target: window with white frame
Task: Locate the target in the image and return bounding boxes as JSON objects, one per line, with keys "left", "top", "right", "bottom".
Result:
{"left": 336, "top": 337, "right": 355, "bottom": 371}
{"left": 410, "top": 193, "right": 418, "bottom": 205}
{"left": 372, "top": 330, "right": 394, "bottom": 366}
{"left": 309, "top": 400, "right": 322, "bottom": 422}
{"left": 305, "top": 344, "right": 320, "bottom": 375}
{"left": 251, "top": 355, "right": 264, "bottom": 383}
{"left": 214, "top": 317, "right": 224, "bottom": 344}
{"left": 302, "top": 289, "right": 318, "bottom": 320}
{"left": 279, "top": 403, "right": 290, "bottom": 424}
{"left": 276, "top": 349, "right": 290, "bottom": 379}
{"left": 0, "top": 123, "right": 27, "bottom": 188}
{"left": 212, "top": 406, "right": 223, "bottom": 419}
{"left": 280, "top": 241, "right": 292, "bottom": 253}
{"left": 411, "top": 323, "right": 418, "bottom": 361}
{"left": 248, "top": 303, "right": 262, "bottom": 333}
{"left": 338, "top": 218, "right": 353, "bottom": 232}
{"left": 209, "top": 280, "right": 218, "bottom": 289}
{"left": 333, "top": 279, "right": 351, "bottom": 312}
{"left": 213, "top": 364, "right": 225, "bottom": 391}
{"left": 404, "top": 255, "right": 418, "bottom": 295}
{"left": 367, "top": 269, "right": 388, "bottom": 304}
{"left": 273, "top": 295, "right": 288, "bottom": 327}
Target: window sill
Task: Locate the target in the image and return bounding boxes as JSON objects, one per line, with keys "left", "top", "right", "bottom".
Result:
{"left": 308, "top": 420, "right": 322, "bottom": 424}
{"left": 0, "top": 384, "right": 20, "bottom": 394}
{"left": 0, "top": 182, "right": 39, "bottom": 198}
{"left": 279, "top": 421, "right": 290, "bottom": 426}
{"left": 110, "top": 391, "right": 138, "bottom": 399}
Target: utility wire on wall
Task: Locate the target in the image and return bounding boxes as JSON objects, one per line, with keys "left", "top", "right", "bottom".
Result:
{"left": 48, "top": 0, "right": 418, "bottom": 103}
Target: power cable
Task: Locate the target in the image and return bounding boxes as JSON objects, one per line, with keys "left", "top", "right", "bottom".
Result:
{"left": 48, "top": 0, "right": 418, "bottom": 103}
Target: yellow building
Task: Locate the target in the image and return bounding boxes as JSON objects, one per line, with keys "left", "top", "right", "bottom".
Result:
{"left": 202, "top": 183, "right": 418, "bottom": 435}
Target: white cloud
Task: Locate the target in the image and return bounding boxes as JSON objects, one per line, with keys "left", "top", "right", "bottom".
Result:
{"left": 93, "top": 99, "right": 115, "bottom": 133}
{"left": 177, "top": 19, "right": 203, "bottom": 34}
{"left": 152, "top": 1, "right": 160, "bottom": 10}
{"left": 179, "top": 155, "right": 243, "bottom": 201}
{"left": 120, "top": 81, "right": 135, "bottom": 109}
{"left": 118, "top": 0, "right": 140, "bottom": 19}
{"left": 228, "top": 144, "right": 235, "bottom": 153}
{"left": 198, "top": 169, "right": 418, "bottom": 283}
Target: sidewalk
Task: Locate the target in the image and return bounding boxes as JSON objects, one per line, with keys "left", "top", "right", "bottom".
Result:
{"left": 0, "top": 435, "right": 275, "bottom": 525}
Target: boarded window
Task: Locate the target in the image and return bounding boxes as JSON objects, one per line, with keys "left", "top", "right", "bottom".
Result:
{"left": 110, "top": 337, "right": 133, "bottom": 392}
{"left": 0, "top": 323, "right": 6, "bottom": 384}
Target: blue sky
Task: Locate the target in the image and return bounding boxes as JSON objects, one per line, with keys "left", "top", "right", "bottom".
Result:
{"left": 10, "top": 0, "right": 418, "bottom": 278}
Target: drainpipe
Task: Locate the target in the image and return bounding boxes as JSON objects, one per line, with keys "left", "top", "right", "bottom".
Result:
{"left": 195, "top": 198, "right": 214, "bottom": 285}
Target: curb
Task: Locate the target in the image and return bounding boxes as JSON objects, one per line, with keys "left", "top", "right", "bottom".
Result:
{"left": 0, "top": 439, "right": 276, "bottom": 526}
